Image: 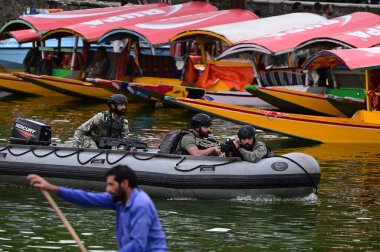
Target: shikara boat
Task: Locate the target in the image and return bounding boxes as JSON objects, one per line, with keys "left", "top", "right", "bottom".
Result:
{"left": 245, "top": 85, "right": 348, "bottom": 117}
{"left": 166, "top": 97, "right": 380, "bottom": 143}
{"left": 165, "top": 50, "right": 380, "bottom": 144}
{"left": 247, "top": 48, "right": 380, "bottom": 117}
{"left": 0, "top": 30, "right": 68, "bottom": 96}
{"left": 0, "top": 143, "right": 320, "bottom": 199}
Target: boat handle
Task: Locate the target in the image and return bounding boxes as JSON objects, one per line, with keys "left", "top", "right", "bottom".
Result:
{"left": 200, "top": 165, "right": 215, "bottom": 172}
{"left": 0, "top": 153, "right": 6, "bottom": 158}
{"left": 91, "top": 158, "right": 105, "bottom": 164}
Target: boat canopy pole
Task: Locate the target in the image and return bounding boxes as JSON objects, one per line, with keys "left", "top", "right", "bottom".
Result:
{"left": 41, "top": 40, "right": 45, "bottom": 59}
{"left": 180, "top": 41, "right": 191, "bottom": 82}
{"left": 70, "top": 36, "right": 79, "bottom": 71}
{"left": 365, "top": 70, "right": 370, "bottom": 111}
{"left": 134, "top": 39, "right": 142, "bottom": 76}
{"left": 252, "top": 57, "right": 262, "bottom": 86}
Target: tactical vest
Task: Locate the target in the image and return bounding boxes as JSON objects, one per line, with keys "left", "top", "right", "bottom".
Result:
{"left": 92, "top": 111, "right": 126, "bottom": 146}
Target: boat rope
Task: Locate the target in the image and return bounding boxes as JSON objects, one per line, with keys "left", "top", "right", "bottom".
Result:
{"left": 131, "top": 152, "right": 160, "bottom": 161}
{"left": 32, "top": 147, "right": 55, "bottom": 158}
{"left": 54, "top": 149, "right": 80, "bottom": 158}
{"left": 276, "top": 155, "right": 318, "bottom": 194}
{"left": 106, "top": 151, "right": 130, "bottom": 165}
{"left": 1, "top": 145, "right": 182, "bottom": 165}
{"left": 7, "top": 146, "right": 34, "bottom": 156}
{"left": 77, "top": 150, "right": 105, "bottom": 165}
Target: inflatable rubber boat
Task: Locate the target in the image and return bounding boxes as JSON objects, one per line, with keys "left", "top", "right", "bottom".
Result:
{"left": 0, "top": 143, "right": 320, "bottom": 199}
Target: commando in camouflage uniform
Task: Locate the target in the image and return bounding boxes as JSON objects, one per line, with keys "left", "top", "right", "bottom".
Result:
{"left": 237, "top": 138, "right": 274, "bottom": 163}
{"left": 72, "top": 110, "right": 129, "bottom": 148}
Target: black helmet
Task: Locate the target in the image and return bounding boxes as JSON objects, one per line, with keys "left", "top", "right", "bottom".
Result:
{"left": 191, "top": 113, "right": 212, "bottom": 128}
{"left": 238, "top": 125, "right": 256, "bottom": 139}
{"left": 108, "top": 94, "right": 127, "bottom": 107}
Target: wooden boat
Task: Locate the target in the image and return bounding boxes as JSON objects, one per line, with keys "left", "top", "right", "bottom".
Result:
{"left": 325, "top": 95, "right": 364, "bottom": 117}
{"left": 302, "top": 48, "right": 380, "bottom": 116}
{"left": 0, "top": 143, "right": 320, "bottom": 199}
{"left": 166, "top": 97, "right": 380, "bottom": 143}
{"left": 130, "top": 81, "right": 276, "bottom": 109}
{"left": 245, "top": 85, "right": 348, "bottom": 117}
{"left": 14, "top": 72, "right": 113, "bottom": 100}
{"left": 163, "top": 13, "right": 326, "bottom": 107}
{"left": 248, "top": 48, "right": 380, "bottom": 118}
{"left": 0, "top": 31, "right": 80, "bottom": 96}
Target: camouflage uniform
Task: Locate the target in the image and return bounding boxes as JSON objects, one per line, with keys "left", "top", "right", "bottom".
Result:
{"left": 237, "top": 138, "right": 274, "bottom": 163}
{"left": 72, "top": 110, "right": 129, "bottom": 149}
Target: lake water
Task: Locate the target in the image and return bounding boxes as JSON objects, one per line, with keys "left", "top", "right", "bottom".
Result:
{"left": 0, "top": 94, "right": 379, "bottom": 251}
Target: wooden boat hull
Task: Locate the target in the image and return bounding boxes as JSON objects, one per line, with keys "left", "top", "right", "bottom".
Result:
{"left": 0, "top": 73, "right": 64, "bottom": 96}
{"left": 0, "top": 144, "right": 320, "bottom": 199}
{"left": 205, "top": 90, "right": 277, "bottom": 109}
{"left": 326, "top": 95, "right": 365, "bottom": 117}
{"left": 246, "top": 85, "right": 347, "bottom": 117}
{"left": 168, "top": 97, "right": 380, "bottom": 143}
{"left": 15, "top": 73, "right": 114, "bottom": 100}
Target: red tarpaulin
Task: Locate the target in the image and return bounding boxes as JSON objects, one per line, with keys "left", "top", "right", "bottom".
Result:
{"left": 302, "top": 22, "right": 380, "bottom": 49}
{"left": 99, "top": 9, "right": 258, "bottom": 46}
{"left": 303, "top": 48, "right": 380, "bottom": 71}
{"left": 197, "top": 63, "right": 254, "bottom": 91}
{"left": 219, "top": 12, "right": 380, "bottom": 57}
{"left": 1, "top": 3, "right": 166, "bottom": 33}
{"left": 41, "top": 2, "right": 217, "bottom": 42}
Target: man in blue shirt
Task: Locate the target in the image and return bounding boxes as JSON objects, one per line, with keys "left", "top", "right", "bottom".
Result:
{"left": 27, "top": 165, "right": 167, "bottom": 252}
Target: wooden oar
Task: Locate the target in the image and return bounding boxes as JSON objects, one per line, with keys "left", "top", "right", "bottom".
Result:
{"left": 40, "top": 189, "right": 88, "bottom": 252}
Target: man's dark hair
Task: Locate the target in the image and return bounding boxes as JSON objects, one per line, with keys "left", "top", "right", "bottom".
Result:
{"left": 292, "top": 2, "right": 302, "bottom": 11}
{"left": 314, "top": 2, "right": 322, "bottom": 12}
{"left": 106, "top": 165, "right": 138, "bottom": 188}
{"left": 323, "top": 3, "right": 333, "bottom": 11}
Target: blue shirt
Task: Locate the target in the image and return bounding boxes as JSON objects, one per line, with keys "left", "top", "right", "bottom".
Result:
{"left": 58, "top": 187, "right": 167, "bottom": 252}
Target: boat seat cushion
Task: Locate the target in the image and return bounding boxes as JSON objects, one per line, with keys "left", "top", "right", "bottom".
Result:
{"left": 138, "top": 54, "right": 181, "bottom": 79}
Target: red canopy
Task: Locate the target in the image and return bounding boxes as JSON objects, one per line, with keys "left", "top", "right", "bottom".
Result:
{"left": 41, "top": 1, "right": 217, "bottom": 42}
{"left": 5, "top": 29, "right": 40, "bottom": 43}
{"left": 218, "top": 12, "right": 380, "bottom": 57}
{"left": 303, "top": 48, "right": 380, "bottom": 71}
{"left": 300, "top": 22, "right": 380, "bottom": 49}
{"left": 1, "top": 3, "right": 166, "bottom": 33}
{"left": 99, "top": 9, "right": 258, "bottom": 46}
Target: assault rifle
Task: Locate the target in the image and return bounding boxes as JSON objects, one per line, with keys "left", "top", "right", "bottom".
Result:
{"left": 98, "top": 137, "right": 148, "bottom": 150}
{"left": 198, "top": 138, "right": 238, "bottom": 156}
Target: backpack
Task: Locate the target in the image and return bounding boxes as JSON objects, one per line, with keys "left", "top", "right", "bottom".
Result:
{"left": 159, "top": 130, "right": 192, "bottom": 154}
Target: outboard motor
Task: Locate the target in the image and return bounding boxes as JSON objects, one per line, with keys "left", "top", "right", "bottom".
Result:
{"left": 9, "top": 117, "right": 51, "bottom": 145}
